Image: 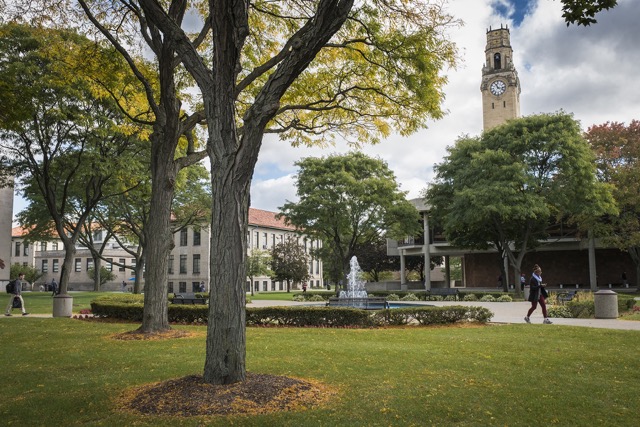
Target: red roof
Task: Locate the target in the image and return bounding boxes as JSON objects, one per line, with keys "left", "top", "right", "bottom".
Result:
{"left": 12, "top": 226, "right": 29, "bottom": 238}
{"left": 248, "top": 208, "right": 297, "bottom": 231}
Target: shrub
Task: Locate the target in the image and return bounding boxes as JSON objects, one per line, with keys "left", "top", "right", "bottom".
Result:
{"left": 401, "top": 293, "right": 419, "bottom": 301}
{"left": 566, "top": 301, "right": 595, "bottom": 318}
{"left": 428, "top": 295, "right": 443, "bottom": 301}
{"left": 480, "top": 295, "right": 496, "bottom": 302}
{"left": 444, "top": 295, "right": 458, "bottom": 301}
{"left": 463, "top": 294, "right": 478, "bottom": 301}
{"left": 497, "top": 295, "right": 513, "bottom": 302}
{"left": 309, "top": 294, "right": 326, "bottom": 302}
{"left": 386, "top": 294, "right": 400, "bottom": 301}
{"left": 90, "top": 296, "right": 493, "bottom": 327}
{"left": 548, "top": 305, "right": 573, "bottom": 318}
{"left": 292, "top": 295, "right": 305, "bottom": 302}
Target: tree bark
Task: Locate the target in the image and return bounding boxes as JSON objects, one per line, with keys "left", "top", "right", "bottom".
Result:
{"left": 139, "top": 136, "right": 177, "bottom": 333}
{"left": 204, "top": 156, "right": 249, "bottom": 384}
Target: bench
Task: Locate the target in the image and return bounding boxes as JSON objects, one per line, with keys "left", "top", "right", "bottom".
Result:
{"left": 327, "top": 297, "right": 389, "bottom": 310}
{"left": 556, "top": 291, "right": 576, "bottom": 304}
{"left": 172, "top": 293, "right": 207, "bottom": 305}
{"left": 429, "top": 288, "right": 459, "bottom": 300}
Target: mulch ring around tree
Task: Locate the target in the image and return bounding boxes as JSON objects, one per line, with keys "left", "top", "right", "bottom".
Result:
{"left": 117, "top": 373, "right": 336, "bottom": 417}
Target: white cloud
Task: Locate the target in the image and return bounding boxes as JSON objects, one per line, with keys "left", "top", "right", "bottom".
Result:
{"left": 250, "top": 0, "right": 640, "bottom": 213}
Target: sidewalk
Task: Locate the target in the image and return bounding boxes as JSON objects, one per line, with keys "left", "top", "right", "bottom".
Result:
{"left": 247, "top": 299, "right": 640, "bottom": 331}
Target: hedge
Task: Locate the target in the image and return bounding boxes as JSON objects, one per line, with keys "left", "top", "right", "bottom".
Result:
{"left": 90, "top": 297, "right": 493, "bottom": 327}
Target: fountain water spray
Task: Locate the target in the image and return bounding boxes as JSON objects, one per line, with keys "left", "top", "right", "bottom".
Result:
{"left": 339, "top": 256, "right": 368, "bottom": 299}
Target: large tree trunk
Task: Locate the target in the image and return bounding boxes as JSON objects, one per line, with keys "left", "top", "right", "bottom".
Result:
{"left": 59, "top": 242, "right": 76, "bottom": 295}
{"left": 204, "top": 158, "right": 249, "bottom": 384}
{"left": 93, "top": 256, "right": 101, "bottom": 292}
{"left": 139, "top": 138, "right": 177, "bottom": 333}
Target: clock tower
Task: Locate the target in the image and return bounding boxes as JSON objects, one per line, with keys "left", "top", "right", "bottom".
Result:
{"left": 481, "top": 26, "right": 520, "bottom": 131}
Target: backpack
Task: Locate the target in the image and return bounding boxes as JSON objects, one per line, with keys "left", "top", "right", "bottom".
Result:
{"left": 6, "top": 280, "right": 15, "bottom": 294}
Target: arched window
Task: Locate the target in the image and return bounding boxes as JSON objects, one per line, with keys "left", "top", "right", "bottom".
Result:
{"left": 494, "top": 53, "right": 501, "bottom": 70}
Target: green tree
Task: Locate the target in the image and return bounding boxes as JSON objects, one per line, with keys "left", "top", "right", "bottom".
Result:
{"left": 9, "top": 263, "right": 43, "bottom": 287}
{"left": 561, "top": 0, "right": 618, "bottom": 26}
{"left": 0, "top": 24, "right": 144, "bottom": 300}
{"left": 270, "top": 237, "right": 310, "bottom": 293}
{"left": 280, "top": 152, "right": 421, "bottom": 291}
{"left": 246, "top": 250, "right": 272, "bottom": 296}
{"left": 587, "top": 120, "right": 640, "bottom": 287}
{"left": 87, "top": 266, "right": 117, "bottom": 287}
{"left": 10, "top": 0, "right": 460, "bottom": 384}
{"left": 353, "top": 236, "right": 399, "bottom": 283}
{"left": 426, "top": 112, "right": 616, "bottom": 294}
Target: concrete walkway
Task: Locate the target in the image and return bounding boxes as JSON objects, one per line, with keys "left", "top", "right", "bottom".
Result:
{"left": 247, "top": 299, "right": 640, "bottom": 331}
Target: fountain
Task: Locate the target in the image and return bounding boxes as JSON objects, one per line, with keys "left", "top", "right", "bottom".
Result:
{"left": 327, "top": 256, "right": 388, "bottom": 309}
{"left": 339, "top": 256, "right": 368, "bottom": 299}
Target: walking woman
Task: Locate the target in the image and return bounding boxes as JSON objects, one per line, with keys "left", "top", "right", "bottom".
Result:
{"left": 524, "top": 264, "right": 552, "bottom": 324}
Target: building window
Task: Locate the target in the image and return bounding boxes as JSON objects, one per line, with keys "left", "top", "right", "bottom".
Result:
{"left": 23, "top": 242, "right": 29, "bottom": 256}
{"left": 119, "top": 259, "right": 126, "bottom": 272}
{"left": 40, "top": 242, "right": 47, "bottom": 251}
{"left": 75, "top": 258, "right": 81, "bottom": 272}
{"left": 168, "top": 282, "right": 174, "bottom": 293}
{"left": 53, "top": 259, "right": 59, "bottom": 273}
{"left": 180, "top": 228, "right": 188, "bottom": 246}
{"left": 271, "top": 281, "right": 276, "bottom": 291}
{"left": 193, "top": 254, "right": 201, "bottom": 274}
{"left": 254, "top": 281, "right": 259, "bottom": 292}
{"left": 179, "top": 282, "right": 187, "bottom": 293}
{"left": 309, "top": 259, "right": 313, "bottom": 274}
{"left": 86, "top": 259, "right": 94, "bottom": 271}
{"left": 14, "top": 242, "right": 20, "bottom": 257}
{"left": 262, "top": 281, "right": 268, "bottom": 292}
{"left": 179, "top": 255, "right": 187, "bottom": 274}
{"left": 272, "top": 233, "right": 276, "bottom": 247}
{"left": 316, "top": 260, "right": 320, "bottom": 275}
{"left": 93, "top": 230, "right": 103, "bottom": 241}
{"left": 494, "top": 52, "right": 501, "bottom": 69}
{"left": 246, "top": 281, "right": 251, "bottom": 292}
{"left": 168, "top": 255, "right": 174, "bottom": 274}
{"left": 279, "top": 281, "right": 284, "bottom": 291}
{"left": 131, "top": 259, "right": 136, "bottom": 276}
{"left": 41, "top": 259, "right": 48, "bottom": 273}
{"left": 503, "top": 100, "right": 506, "bottom": 108}
{"left": 191, "top": 282, "right": 200, "bottom": 292}
{"left": 106, "top": 258, "right": 113, "bottom": 272}
{"left": 263, "top": 233, "right": 268, "bottom": 249}
{"left": 193, "top": 227, "right": 201, "bottom": 246}
{"left": 254, "top": 231, "right": 259, "bottom": 248}
{"left": 52, "top": 242, "right": 58, "bottom": 251}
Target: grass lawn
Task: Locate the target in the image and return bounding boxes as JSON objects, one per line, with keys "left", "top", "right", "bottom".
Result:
{"left": 1, "top": 318, "right": 639, "bottom": 426}
{"left": 2, "top": 291, "right": 103, "bottom": 315}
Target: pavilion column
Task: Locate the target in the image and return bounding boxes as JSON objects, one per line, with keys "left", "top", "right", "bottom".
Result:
{"left": 588, "top": 229, "right": 597, "bottom": 291}
{"left": 400, "top": 249, "right": 406, "bottom": 286}
{"left": 423, "top": 212, "right": 431, "bottom": 291}
{"left": 444, "top": 255, "right": 450, "bottom": 288}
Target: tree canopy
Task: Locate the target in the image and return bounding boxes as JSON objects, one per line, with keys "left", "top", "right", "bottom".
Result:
{"left": 269, "top": 237, "right": 310, "bottom": 293}
{"left": 587, "top": 120, "right": 640, "bottom": 286}
{"left": 561, "top": 0, "right": 618, "bottom": 26}
{"left": 0, "top": 23, "right": 146, "bottom": 294}
{"left": 279, "top": 151, "right": 421, "bottom": 287}
{"left": 426, "top": 112, "right": 616, "bottom": 291}
{"left": 4, "top": 0, "right": 460, "bottom": 385}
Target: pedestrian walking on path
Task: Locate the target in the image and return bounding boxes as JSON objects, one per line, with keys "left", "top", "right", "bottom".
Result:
{"left": 5, "top": 273, "right": 29, "bottom": 316}
{"left": 524, "top": 264, "right": 551, "bottom": 324}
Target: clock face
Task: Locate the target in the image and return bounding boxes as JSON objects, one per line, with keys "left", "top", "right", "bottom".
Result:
{"left": 490, "top": 80, "right": 506, "bottom": 96}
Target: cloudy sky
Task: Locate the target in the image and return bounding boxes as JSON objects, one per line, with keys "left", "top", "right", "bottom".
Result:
{"left": 10, "top": 0, "right": 640, "bottom": 221}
